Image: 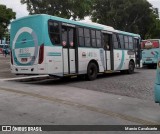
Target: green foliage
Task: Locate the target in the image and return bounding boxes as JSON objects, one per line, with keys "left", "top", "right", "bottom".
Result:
{"left": 91, "top": 0, "right": 160, "bottom": 39}
{"left": 0, "top": 4, "right": 16, "bottom": 39}
{"left": 146, "top": 18, "right": 160, "bottom": 39}
{"left": 21, "top": 0, "right": 160, "bottom": 39}
{"left": 20, "top": 0, "right": 92, "bottom": 20}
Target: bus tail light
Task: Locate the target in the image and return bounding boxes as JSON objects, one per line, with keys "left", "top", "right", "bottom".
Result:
{"left": 11, "top": 51, "right": 13, "bottom": 65}
{"left": 38, "top": 44, "right": 44, "bottom": 64}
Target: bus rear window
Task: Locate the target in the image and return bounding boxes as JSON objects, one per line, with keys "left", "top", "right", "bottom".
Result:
{"left": 141, "top": 40, "right": 159, "bottom": 49}
{"left": 152, "top": 41, "right": 159, "bottom": 48}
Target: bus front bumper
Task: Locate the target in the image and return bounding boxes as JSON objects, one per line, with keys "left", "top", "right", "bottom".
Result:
{"left": 154, "top": 84, "right": 160, "bottom": 103}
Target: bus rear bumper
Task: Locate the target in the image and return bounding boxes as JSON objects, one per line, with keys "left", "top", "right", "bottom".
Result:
{"left": 11, "top": 64, "right": 47, "bottom": 75}
{"left": 143, "top": 63, "right": 157, "bottom": 65}
{"left": 154, "top": 84, "right": 160, "bottom": 103}
{"left": 143, "top": 60, "right": 157, "bottom": 65}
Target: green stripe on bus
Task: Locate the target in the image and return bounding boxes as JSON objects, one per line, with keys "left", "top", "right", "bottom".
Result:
{"left": 47, "top": 52, "right": 61, "bottom": 56}
{"left": 18, "top": 53, "right": 31, "bottom": 58}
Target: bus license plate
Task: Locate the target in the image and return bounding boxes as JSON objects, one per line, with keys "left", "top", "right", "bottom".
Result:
{"left": 21, "top": 58, "right": 28, "bottom": 62}
{"left": 146, "top": 58, "right": 151, "bottom": 61}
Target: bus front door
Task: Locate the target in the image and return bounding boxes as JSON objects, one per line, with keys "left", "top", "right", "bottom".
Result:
{"left": 134, "top": 38, "right": 141, "bottom": 67}
{"left": 62, "top": 26, "right": 76, "bottom": 75}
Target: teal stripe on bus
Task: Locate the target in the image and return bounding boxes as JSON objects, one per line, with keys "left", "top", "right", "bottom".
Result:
{"left": 47, "top": 52, "right": 61, "bottom": 56}
{"left": 18, "top": 53, "right": 31, "bottom": 58}
{"left": 117, "top": 50, "right": 125, "bottom": 70}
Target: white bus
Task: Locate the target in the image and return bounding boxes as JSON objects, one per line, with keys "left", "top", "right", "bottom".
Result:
{"left": 10, "top": 14, "right": 141, "bottom": 80}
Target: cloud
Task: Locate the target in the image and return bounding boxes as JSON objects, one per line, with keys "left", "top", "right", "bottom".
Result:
{"left": 0, "top": 0, "right": 29, "bottom": 19}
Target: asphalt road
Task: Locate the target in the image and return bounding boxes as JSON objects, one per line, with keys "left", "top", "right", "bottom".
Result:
{"left": 0, "top": 54, "right": 16, "bottom": 78}
{"left": 0, "top": 54, "right": 160, "bottom": 133}
{"left": 0, "top": 54, "right": 156, "bottom": 101}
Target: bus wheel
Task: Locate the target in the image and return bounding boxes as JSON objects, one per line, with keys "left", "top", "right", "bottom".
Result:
{"left": 87, "top": 62, "right": 98, "bottom": 81}
{"left": 127, "top": 61, "right": 135, "bottom": 74}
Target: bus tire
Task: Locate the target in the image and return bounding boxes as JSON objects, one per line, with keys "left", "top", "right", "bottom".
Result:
{"left": 86, "top": 62, "right": 98, "bottom": 81}
{"left": 127, "top": 61, "right": 135, "bottom": 74}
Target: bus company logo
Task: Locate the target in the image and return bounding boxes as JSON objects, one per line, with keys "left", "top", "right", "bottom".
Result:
{"left": 151, "top": 51, "right": 159, "bottom": 58}
{"left": 88, "top": 52, "right": 93, "bottom": 57}
{"left": 13, "top": 27, "right": 38, "bottom": 66}
{"left": 82, "top": 52, "right": 86, "bottom": 57}
{"left": 2, "top": 126, "right": 11, "bottom": 131}
{"left": 21, "top": 39, "right": 27, "bottom": 44}
{"left": 117, "top": 53, "right": 119, "bottom": 58}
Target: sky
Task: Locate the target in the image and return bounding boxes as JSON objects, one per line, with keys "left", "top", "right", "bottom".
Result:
{"left": 0, "top": 0, "right": 28, "bottom": 19}
{"left": 0, "top": 0, "right": 160, "bottom": 19}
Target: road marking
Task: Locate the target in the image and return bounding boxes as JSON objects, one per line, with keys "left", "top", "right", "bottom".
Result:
{"left": 0, "top": 87, "right": 159, "bottom": 125}
{"left": 0, "top": 75, "right": 49, "bottom": 81}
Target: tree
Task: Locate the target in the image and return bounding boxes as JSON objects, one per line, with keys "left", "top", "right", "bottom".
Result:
{"left": 146, "top": 18, "right": 160, "bottom": 39}
{"left": 91, "top": 0, "right": 160, "bottom": 39}
{"left": 21, "top": 0, "right": 160, "bottom": 39}
{"left": 0, "top": 4, "right": 16, "bottom": 39}
{"left": 20, "top": 0, "right": 92, "bottom": 20}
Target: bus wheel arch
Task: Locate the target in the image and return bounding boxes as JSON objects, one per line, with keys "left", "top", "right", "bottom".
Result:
{"left": 127, "top": 59, "right": 135, "bottom": 74}
{"left": 86, "top": 60, "right": 99, "bottom": 81}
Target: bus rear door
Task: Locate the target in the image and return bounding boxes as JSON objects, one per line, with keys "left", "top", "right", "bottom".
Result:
{"left": 62, "top": 24, "right": 76, "bottom": 75}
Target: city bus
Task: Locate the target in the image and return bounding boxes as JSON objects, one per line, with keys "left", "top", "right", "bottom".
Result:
{"left": 141, "top": 39, "right": 160, "bottom": 68}
{"left": 10, "top": 14, "right": 141, "bottom": 80}
{"left": 155, "top": 58, "right": 160, "bottom": 105}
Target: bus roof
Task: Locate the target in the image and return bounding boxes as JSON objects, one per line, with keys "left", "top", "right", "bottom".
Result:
{"left": 117, "top": 30, "right": 140, "bottom": 37}
{"left": 12, "top": 14, "right": 103, "bottom": 30}
{"left": 12, "top": 14, "right": 140, "bottom": 37}
{"left": 49, "top": 15, "right": 103, "bottom": 30}
{"left": 11, "top": 14, "right": 43, "bottom": 24}
{"left": 78, "top": 20, "right": 115, "bottom": 32}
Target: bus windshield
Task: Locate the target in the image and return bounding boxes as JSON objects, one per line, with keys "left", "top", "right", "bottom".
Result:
{"left": 141, "top": 40, "right": 159, "bottom": 49}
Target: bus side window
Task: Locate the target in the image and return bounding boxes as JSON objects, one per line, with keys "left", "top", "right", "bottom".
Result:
{"left": 103, "top": 34, "right": 110, "bottom": 50}
{"left": 84, "top": 28, "right": 91, "bottom": 47}
{"left": 48, "top": 20, "right": 60, "bottom": 45}
{"left": 78, "top": 28, "right": 85, "bottom": 47}
{"left": 129, "top": 37, "right": 133, "bottom": 49}
{"left": 118, "top": 34, "right": 124, "bottom": 49}
{"left": 113, "top": 34, "right": 119, "bottom": 49}
{"left": 91, "top": 30, "right": 96, "bottom": 47}
{"left": 124, "top": 36, "right": 129, "bottom": 49}
{"left": 96, "top": 31, "right": 102, "bottom": 48}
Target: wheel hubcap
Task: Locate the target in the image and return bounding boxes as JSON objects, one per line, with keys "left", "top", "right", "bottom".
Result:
{"left": 130, "top": 63, "right": 134, "bottom": 71}
{"left": 90, "top": 68, "right": 94, "bottom": 76}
